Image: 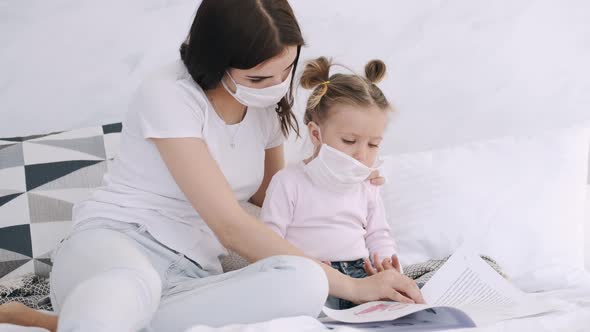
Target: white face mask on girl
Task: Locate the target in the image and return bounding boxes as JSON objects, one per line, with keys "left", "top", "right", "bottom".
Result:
{"left": 304, "top": 143, "right": 383, "bottom": 191}
{"left": 222, "top": 71, "right": 292, "bottom": 108}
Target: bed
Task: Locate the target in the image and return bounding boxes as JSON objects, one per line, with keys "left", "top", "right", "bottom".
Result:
{"left": 1, "top": 123, "right": 590, "bottom": 332}
{"left": 183, "top": 276, "right": 590, "bottom": 331}
{"left": 2, "top": 274, "right": 588, "bottom": 332}
{"left": 2, "top": 1, "right": 590, "bottom": 331}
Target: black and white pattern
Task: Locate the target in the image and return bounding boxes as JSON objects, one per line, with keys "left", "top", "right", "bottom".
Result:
{"left": 404, "top": 255, "right": 506, "bottom": 288}
{"left": 0, "top": 273, "right": 52, "bottom": 311}
{"left": 0, "top": 123, "right": 122, "bottom": 280}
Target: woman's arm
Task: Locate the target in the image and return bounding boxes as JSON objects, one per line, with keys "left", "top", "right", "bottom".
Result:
{"left": 249, "top": 144, "right": 284, "bottom": 207}
{"left": 152, "top": 137, "right": 424, "bottom": 304}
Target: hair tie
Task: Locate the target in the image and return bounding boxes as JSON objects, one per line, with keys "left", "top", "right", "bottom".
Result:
{"left": 316, "top": 80, "right": 331, "bottom": 98}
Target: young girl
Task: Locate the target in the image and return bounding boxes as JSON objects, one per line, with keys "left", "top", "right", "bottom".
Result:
{"left": 261, "top": 57, "right": 412, "bottom": 310}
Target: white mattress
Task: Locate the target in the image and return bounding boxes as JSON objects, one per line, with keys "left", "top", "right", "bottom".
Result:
{"left": 2, "top": 272, "right": 590, "bottom": 332}
{"left": 0, "top": 326, "right": 48, "bottom": 332}
{"left": 446, "top": 272, "right": 590, "bottom": 332}
{"left": 185, "top": 271, "right": 590, "bottom": 332}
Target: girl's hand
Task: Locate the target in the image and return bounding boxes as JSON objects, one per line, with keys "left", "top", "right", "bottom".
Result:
{"left": 351, "top": 269, "right": 425, "bottom": 304}
{"left": 364, "top": 254, "right": 401, "bottom": 274}
{"left": 368, "top": 170, "right": 386, "bottom": 186}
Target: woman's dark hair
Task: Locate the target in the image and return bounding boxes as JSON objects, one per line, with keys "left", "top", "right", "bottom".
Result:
{"left": 180, "top": 0, "right": 304, "bottom": 137}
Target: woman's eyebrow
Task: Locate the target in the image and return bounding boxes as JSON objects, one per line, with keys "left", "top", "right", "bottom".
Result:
{"left": 246, "top": 60, "right": 297, "bottom": 79}
{"left": 245, "top": 75, "right": 272, "bottom": 79}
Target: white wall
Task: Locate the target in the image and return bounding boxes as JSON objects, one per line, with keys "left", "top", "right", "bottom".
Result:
{"left": 586, "top": 188, "right": 590, "bottom": 270}
{"left": 1, "top": 0, "right": 589, "bottom": 162}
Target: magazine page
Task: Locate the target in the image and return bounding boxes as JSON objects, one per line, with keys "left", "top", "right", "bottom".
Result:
{"left": 420, "top": 246, "right": 561, "bottom": 325}
{"left": 322, "top": 301, "right": 441, "bottom": 324}
{"left": 323, "top": 246, "right": 560, "bottom": 327}
{"left": 321, "top": 307, "right": 476, "bottom": 331}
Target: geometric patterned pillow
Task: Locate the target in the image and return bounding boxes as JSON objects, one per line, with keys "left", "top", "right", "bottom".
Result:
{"left": 0, "top": 123, "right": 122, "bottom": 281}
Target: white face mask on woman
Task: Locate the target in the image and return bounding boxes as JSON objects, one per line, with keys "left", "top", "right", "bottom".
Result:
{"left": 304, "top": 143, "right": 383, "bottom": 191}
{"left": 222, "top": 71, "right": 292, "bottom": 108}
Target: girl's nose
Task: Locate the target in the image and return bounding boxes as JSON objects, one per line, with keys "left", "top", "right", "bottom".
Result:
{"left": 353, "top": 147, "right": 368, "bottom": 164}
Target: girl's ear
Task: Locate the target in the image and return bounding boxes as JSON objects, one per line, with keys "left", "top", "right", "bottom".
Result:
{"left": 307, "top": 121, "right": 322, "bottom": 147}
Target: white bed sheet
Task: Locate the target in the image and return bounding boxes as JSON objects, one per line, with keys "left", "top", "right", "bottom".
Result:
{"left": 185, "top": 271, "right": 590, "bottom": 332}
{"left": 445, "top": 272, "right": 590, "bottom": 332}
{"left": 2, "top": 273, "right": 589, "bottom": 332}
{"left": 0, "top": 327, "right": 48, "bottom": 332}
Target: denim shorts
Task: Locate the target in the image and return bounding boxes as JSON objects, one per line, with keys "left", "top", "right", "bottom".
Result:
{"left": 325, "top": 258, "right": 368, "bottom": 310}
{"left": 50, "top": 218, "right": 211, "bottom": 311}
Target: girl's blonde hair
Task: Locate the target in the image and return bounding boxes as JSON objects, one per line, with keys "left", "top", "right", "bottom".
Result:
{"left": 300, "top": 57, "right": 392, "bottom": 125}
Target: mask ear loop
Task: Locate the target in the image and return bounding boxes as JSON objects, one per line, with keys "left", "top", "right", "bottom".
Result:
{"left": 221, "top": 71, "right": 238, "bottom": 96}
{"left": 225, "top": 71, "right": 237, "bottom": 85}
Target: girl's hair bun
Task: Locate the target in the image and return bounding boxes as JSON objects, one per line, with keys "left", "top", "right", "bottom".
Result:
{"left": 300, "top": 56, "right": 332, "bottom": 89}
{"left": 364, "top": 59, "right": 386, "bottom": 84}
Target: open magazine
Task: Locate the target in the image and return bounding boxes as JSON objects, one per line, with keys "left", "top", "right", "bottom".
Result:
{"left": 321, "top": 247, "right": 562, "bottom": 331}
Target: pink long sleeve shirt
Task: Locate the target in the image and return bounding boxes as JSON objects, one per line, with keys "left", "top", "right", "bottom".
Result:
{"left": 260, "top": 161, "right": 397, "bottom": 262}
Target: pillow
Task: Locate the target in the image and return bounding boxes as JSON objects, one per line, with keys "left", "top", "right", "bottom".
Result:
{"left": 381, "top": 127, "right": 590, "bottom": 292}
{"left": 0, "top": 123, "right": 122, "bottom": 281}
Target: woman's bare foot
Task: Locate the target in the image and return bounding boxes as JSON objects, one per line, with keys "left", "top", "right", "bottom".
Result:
{"left": 0, "top": 302, "right": 29, "bottom": 323}
{"left": 0, "top": 302, "right": 57, "bottom": 332}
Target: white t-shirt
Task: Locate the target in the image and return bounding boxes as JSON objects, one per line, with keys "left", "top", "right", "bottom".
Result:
{"left": 73, "top": 60, "right": 285, "bottom": 274}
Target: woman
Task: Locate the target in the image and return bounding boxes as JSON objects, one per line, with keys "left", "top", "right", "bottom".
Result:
{"left": 0, "top": 1, "right": 423, "bottom": 331}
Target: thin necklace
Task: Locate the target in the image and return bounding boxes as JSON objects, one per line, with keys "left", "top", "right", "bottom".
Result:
{"left": 208, "top": 96, "right": 246, "bottom": 149}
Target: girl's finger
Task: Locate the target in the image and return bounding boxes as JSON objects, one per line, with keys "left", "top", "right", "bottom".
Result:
{"left": 382, "top": 258, "right": 393, "bottom": 270}
{"left": 369, "top": 176, "right": 386, "bottom": 186}
{"left": 391, "top": 255, "right": 401, "bottom": 273}
{"left": 368, "top": 170, "right": 380, "bottom": 180}
{"left": 364, "top": 258, "right": 377, "bottom": 276}
{"left": 373, "top": 253, "right": 384, "bottom": 272}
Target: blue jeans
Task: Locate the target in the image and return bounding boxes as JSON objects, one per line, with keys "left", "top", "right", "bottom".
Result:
{"left": 50, "top": 218, "right": 329, "bottom": 332}
{"left": 325, "top": 259, "right": 368, "bottom": 310}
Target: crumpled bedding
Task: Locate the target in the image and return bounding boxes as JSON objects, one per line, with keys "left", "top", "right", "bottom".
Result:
{"left": 0, "top": 274, "right": 51, "bottom": 311}
{"left": 183, "top": 272, "right": 590, "bottom": 332}
{"left": 1, "top": 271, "right": 589, "bottom": 332}
{"left": 0, "top": 255, "right": 504, "bottom": 313}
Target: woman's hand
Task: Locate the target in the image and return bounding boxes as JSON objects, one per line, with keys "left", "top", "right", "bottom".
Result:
{"left": 368, "top": 170, "right": 386, "bottom": 186}
{"left": 351, "top": 269, "right": 425, "bottom": 304}
{"left": 359, "top": 254, "right": 424, "bottom": 305}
